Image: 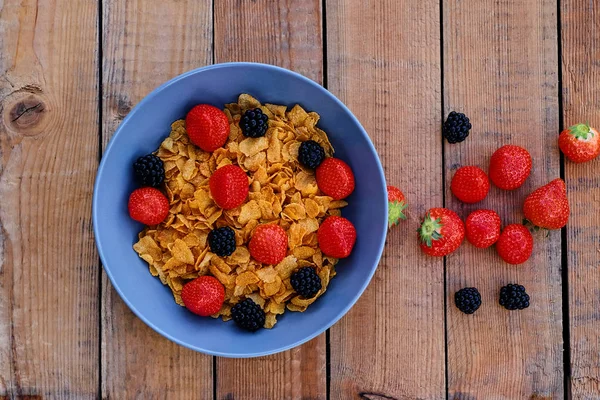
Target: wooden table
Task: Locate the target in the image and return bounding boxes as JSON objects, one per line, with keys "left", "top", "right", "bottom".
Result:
{"left": 1, "top": 0, "right": 598, "bottom": 398}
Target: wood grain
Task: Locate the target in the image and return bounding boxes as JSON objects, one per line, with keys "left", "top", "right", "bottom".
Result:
{"left": 443, "top": 0, "right": 563, "bottom": 398}
{"left": 327, "top": 1, "right": 446, "bottom": 398}
{"left": 0, "top": 0, "right": 99, "bottom": 398}
{"left": 214, "top": 1, "right": 327, "bottom": 399}
{"left": 101, "top": 0, "right": 213, "bottom": 398}
{"left": 561, "top": 0, "right": 600, "bottom": 397}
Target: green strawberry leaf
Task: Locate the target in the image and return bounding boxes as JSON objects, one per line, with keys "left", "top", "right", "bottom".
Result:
{"left": 388, "top": 200, "right": 408, "bottom": 228}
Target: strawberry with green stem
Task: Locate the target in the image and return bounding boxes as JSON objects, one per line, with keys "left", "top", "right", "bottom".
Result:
{"left": 387, "top": 185, "right": 407, "bottom": 228}
{"left": 418, "top": 208, "right": 465, "bottom": 257}
{"left": 558, "top": 123, "right": 600, "bottom": 163}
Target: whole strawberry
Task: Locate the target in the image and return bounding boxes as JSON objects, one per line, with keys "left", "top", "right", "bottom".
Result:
{"left": 185, "top": 104, "right": 230, "bottom": 152}
{"left": 496, "top": 224, "right": 533, "bottom": 265}
{"left": 523, "top": 178, "right": 569, "bottom": 229}
{"left": 418, "top": 208, "right": 464, "bottom": 257}
{"left": 317, "top": 216, "right": 356, "bottom": 258}
{"left": 181, "top": 276, "right": 225, "bottom": 317}
{"left": 450, "top": 166, "right": 490, "bottom": 203}
{"left": 465, "top": 209, "right": 501, "bottom": 248}
{"left": 489, "top": 145, "right": 532, "bottom": 190}
{"left": 128, "top": 187, "right": 170, "bottom": 225}
{"left": 558, "top": 123, "right": 600, "bottom": 163}
{"left": 209, "top": 164, "right": 249, "bottom": 210}
{"left": 249, "top": 224, "right": 288, "bottom": 265}
{"left": 387, "top": 185, "right": 407, "bottom": 228}
{"left": 316, "top": 158, "right": 355, "bottom": 200}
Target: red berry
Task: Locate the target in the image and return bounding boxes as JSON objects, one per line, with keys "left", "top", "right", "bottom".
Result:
{"left": 387, "top": 185, "right": 408, "bottom": 228}
{"left": 465, "top": 209, "right": 501, "bottom": 248}
{"left": 558, "top": 123, "right": 600, "bottom": 163}
{"left": 249, "top": 224, "right": 288, "bottom": 265}
{"left": 523, "top": 178, "right": 569, "bottom": 229}
{"left": 317, "top": 216, "right": 357, "bottom": 258}
{"left": 209, "top": 164, "right": 249, "bottom": 210}
{"left": 489, "top": 145, "right": 532, "bottom": 190}
{"left": 128, "top": 187, "right": 170, "bottom": 225}
{"left": 450, "top": 166, "right": 490, "bottom": 203}
{"left": 181, "top": 276, "right": 225, "bottom": 317}
{"left": 496, "top": 224, "right": 533, "bottom": 265}
{"left": 185, "top": 104, "right": 230, "bottom": 152}
{"left": 316, "top": 158, "right": 355, "bottom": 200}
{"left": 418, "top": 208, "right": 464, "bottom": 257}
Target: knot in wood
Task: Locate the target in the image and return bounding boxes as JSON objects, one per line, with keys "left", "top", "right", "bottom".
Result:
{"left": 4, "top": 93, "right": 48, "bottom": 136}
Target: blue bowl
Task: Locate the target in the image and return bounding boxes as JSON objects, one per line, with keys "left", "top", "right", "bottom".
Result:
{"left": 93, "top": 62, "right": 387, "bottom": 357}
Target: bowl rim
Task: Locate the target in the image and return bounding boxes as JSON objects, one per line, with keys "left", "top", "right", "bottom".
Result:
{"left": 93, "top": 62, "right": 388, "bottom": 358}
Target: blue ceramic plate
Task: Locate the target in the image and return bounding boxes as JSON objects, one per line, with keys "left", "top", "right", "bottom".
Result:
{"left": 93, "top": 63, "right": 387, "bottom": 357}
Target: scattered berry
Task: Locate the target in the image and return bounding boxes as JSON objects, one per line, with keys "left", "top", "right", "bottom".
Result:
{"left": 133, "top": 154, "right": 165, "bottom": 187}
{"left": 290, "top": 267, "right": 322, "bottom": 298}
{"left": 185, "top": 104, "right": 229, "bottom": 152}
{"left": 317, "top": 216, "right": 357, "bottom": 258}
{"left": 558, "top": 123, "right": 600, "bottom": 163}
{"left": 128, "top": 187, "right": 170, "bottom": 226}
{"left": 499, "top": 284, "right": 530, "bottom": 310}
{"left": 450, "top": 166, "right": 490, "bottom": 204}
{"left": 418, "top": 208, "right": 465, "bottom": 257}
{"left": 443, "top": 111, "right": 472, "bottom": 144}
{"left": 181, "top": 276, "right": 225, "bottom": 317}
{"left": 209, "top": 164, "right": 249, "bottom": 210}
{"left": 465, "top": 209, "right": 501, "bottom": 248}
{"left": 231, "top": 298, "right": 266, "bottom": 332}
{"left": 523, "top": 178, "right": 570, "bottom": 229}
{"left": 208, "top": 226, "right": 236, "bottom": 257}
{"left": 298, "top": 140, "right": 326, "bottom": 169}
{"left": 249, "top": 224, "right": 288, "bottom": 265}
{"left": 496, "top": 224, "right": 533, "bottom": 265}
{"left": 316, "top": 158, "right": 355, "bottom": 200}
{"left": 387, "top": 185, "right": 408, "bottom": 228}
{"left": 489, "top": 145, "right": 532, "bottom": 190}
{"left": 454, "top": 287, "right": 482, "bottom": 314}
{"left": 240, "top": 108, "right": 269, "bottom": 138}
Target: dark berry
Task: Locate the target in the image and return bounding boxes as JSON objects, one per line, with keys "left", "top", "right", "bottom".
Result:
{"left": 443, "top": 111, "right": 472, "bottom": 144}
{"left": 133, "top": 154, "right": 165, "bottom": 187}
{"left": 208, "top": 226, "right": 236, "bottom": 257}
{"left": 290, "top": 267, "right": 322, "bottom": 298}
{"left": 298, "top": 140, "right": 326, "bottom": 169}
{"left": 454, "top": 287, "right": 482, "bottom": 314}
{"left": 240, "top": 108, "right": 268, "bottom": 138}
{"left": 499, "top": 284, "right": 530, "bottom": 310}
{"left": 231, "top": 298, "right": 265, "bottom": 332}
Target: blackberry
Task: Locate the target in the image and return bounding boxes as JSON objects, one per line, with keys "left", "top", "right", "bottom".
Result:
{"left": 290, "top": 267, "right": 322, "bottom": 298}
{"left": 499, "top": 284, "right": 530, "bottom": 310}
{"left": 240, "top": 108, "right": 268, "bottom": 138}
{"left": 133, "top": 154, "right": 165, "bottom": 187}
{"left": 208, "top": 226, "right": 236, "bottom": 257}
{"left": 443, "top": 111, "right": 472, "bottom": 144}
{"left": 231, "top": 298, "right": 265, "bottom": 332}
{"left": 454, "top": 287, "right": 482, "bottom": 314}
{"left": 298, "top": 140, "right": 325, "bottom": 169}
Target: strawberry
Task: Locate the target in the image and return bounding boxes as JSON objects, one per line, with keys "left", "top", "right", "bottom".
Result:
{"left": 387, "top": 185, "right": 407, "bottom": 228}
{"left": 450, "top": 166, "right": 490, "bottom": 203}
{"left": 558, "top": 123, "right": 600, "bottom": 163}
{"left": 465, "top": 209, "right": 501, "bottom": 248}
{"left": 249, "top": 224, "right": 288, "bottom": 265}
{"left": 418, "top": 208, "right": 464, "bottom": 257}
{"left": 209, "top": 164, "right": 249, "bottom": 210}
{"left": 523, "top": 178, "right": 569, "bottom": 229}
{"left": 317, "top": 216, "right": 356, "bottom": 258}
{"left": 489, "top": 145, "right": 532, "bottom": 190}
{"left": 316, "top": 158, "right": 355, "bottom": 200}
{"left": 128, "top": 187, "right": 170, "bottom": 225}
{"left": 496, "top": 224, "right": 533, "bottom": 265}
{"left": 181, "top": 276, "right": 225, "bottom": 317}
{"left": 185, "top": 104, "right": 230, "bottom": 152}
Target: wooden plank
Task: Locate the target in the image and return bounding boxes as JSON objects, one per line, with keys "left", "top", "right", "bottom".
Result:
{"left": 561, "top": 0, "right": 600, "bottom": 397}
{"left": 0, "top": 0, "right": 99, "bottom": 397}
{"left": 100, "top": 0, "right": 213, "bottom": 397}
{"left": 443, "top": 0, "right": 563, "bottom": 398}
{"left": 213, "top": 1, "right": 327, "bottom": 399}
{"left": 327, "top": 1, "right": 446, "bottom": 398}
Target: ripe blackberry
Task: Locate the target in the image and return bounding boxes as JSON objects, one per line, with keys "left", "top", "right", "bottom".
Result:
{"left": 443, "top": 111, "right": 472, "bottom": 144}
{"left": 231, "top": 298, "right": 265, "bottom": 332}
{"left": 499, "top": 284, "right": 530, "bottom": 310}
{"left": 240, "top": 108, "right": 268, "bottom": 138}
{"left": 208, "top": 226, "right": 236, "bottom": 257}
{"left": 454, "top": 287, "right": 482, "bottom": 314}
{"left": 133, "top": 154, "right": 165, "bottom": 187}
{"left": 298, "top": 140, "right": 326, "bottom": 169}
{"left": 290, "top": 267, "right": 322, "bottom": 298}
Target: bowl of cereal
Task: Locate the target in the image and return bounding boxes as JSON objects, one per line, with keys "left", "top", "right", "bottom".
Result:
{"left": 93, "top": 62, "right": 387, "bottom": 357}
